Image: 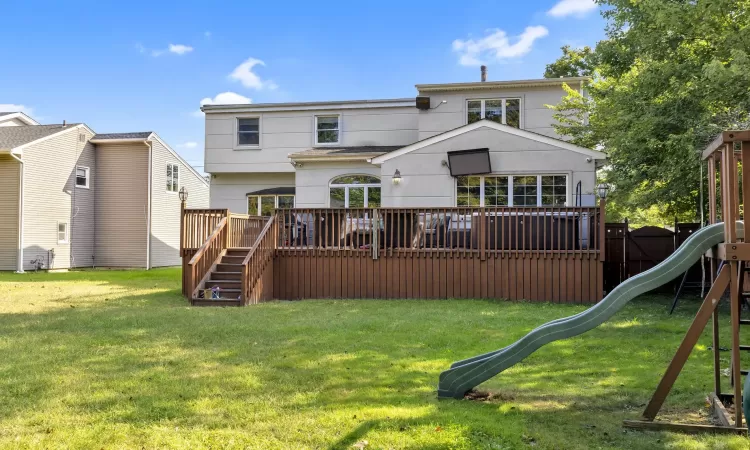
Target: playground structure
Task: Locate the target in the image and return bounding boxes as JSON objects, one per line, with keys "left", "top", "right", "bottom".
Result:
{"left": 439, "top": 130, "right": 750, "bottom": 435}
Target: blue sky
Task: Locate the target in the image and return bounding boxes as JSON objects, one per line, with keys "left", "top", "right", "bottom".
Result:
{"left": 0, "top": 0, "right": 605, "bottom": 173}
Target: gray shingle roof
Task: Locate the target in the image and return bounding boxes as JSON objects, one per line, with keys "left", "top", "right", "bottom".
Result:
{"left": 91, "top": 132, "right": 153, "bottom": 140}
{"left": 0, "top": 124, "right": 79, "bottom": 150}
{"left": 289, "top": 146, "right": 403, "bottom": 159}
{"left": 0, "top": 112, "right": 15, "bottom": 117}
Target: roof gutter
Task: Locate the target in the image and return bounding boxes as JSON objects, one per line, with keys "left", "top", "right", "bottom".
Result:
{"left": 289, "top": 154, "right": 386, "bottom": 163}
{"left": 9, "top": 152, "right": 24, "bottom": 273}
{"left": 89, "top": 138, "right": 150, "bottom": 144}
{"left": 145, "top": 141, "right": 152, "bottom": 270}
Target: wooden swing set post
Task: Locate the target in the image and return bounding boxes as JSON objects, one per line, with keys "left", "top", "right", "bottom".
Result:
{"left": 623, "top": 131, "right": 750, "bottom": 435}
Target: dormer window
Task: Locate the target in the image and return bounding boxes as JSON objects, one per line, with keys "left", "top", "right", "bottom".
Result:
{"left": 315, "top": 115, "right": 340, "bottom": 145}
{"left": 467, "top": 98, "right": 521, "bottom": 128}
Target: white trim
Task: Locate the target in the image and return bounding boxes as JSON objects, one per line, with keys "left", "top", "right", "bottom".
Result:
{"left": 455, "top": 173, "right": 570, "bottom": 207}
{"left": 202, "top": 98, "right": 415, "bottom": 114}
{"left": 146, "top": 142, "right": 152, "bottom": 270}
{"left": 12, "top": 124, "right": 95, "bottom": 154}
{"left": 314, "top": 114, "right": 341, "bottom": 146}
{"left": 465, "top": 98, "right": 522, "bottom": 127}
{"left": 0, "top": 112, "right": 39, "bottom": 126}
{"left": 57, "top": 221, "right": 69, "bottom": 244}
{"left": 166, "top": 162, "right": 180, "bottom": 193}
{"left": 328, "top": 174, "right": 381, "bottom": 208}
{"left": 247, "top": 194, "right": 296, "bottom": 215}
{"left": 148, "top": 133, "right": 210, "bottom": 187}
{"left": 9, "top": 153, "right": 24, "bottom": 273}
{"left": 416, "top": 77, "right": 591, "bottom": 92}
{"left": 288, "top": 153, "right": 383, "bottom": 163}
{"left": 234, "top": 116, "right": 261, "bottom": 150}
{"left": 370, "top": 120, "right": 606, "bottom": 164}
{"left": 75, "top": 166, "right": 90, "bottom": 189}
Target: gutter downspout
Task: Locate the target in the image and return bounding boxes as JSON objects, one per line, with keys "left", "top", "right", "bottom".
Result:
{"left": 146, "top": 141, "right": 152, "bottom": 270}
{"left": 10, "top": 153, "right": 24, "bottom": 273}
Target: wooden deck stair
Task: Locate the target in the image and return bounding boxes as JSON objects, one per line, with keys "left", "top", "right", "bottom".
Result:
{"left": 192, "top": 249, "right": 250, "bottom": 307}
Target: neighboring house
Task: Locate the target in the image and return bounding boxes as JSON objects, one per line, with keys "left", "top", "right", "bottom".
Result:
{"left": 202, "top": 75, "right": 606, "bottom": 215}
{"left": 0, "top": 113, "right": 209, "bottom": 272}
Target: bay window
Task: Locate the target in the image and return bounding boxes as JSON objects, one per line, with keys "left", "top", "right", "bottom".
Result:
{"left": 456, "top": 175, "right": 567, "bottom": 207}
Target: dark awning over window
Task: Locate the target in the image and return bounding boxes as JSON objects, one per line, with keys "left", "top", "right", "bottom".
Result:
{"left": 246, "top": 187, "right": 296, "bottom": 196}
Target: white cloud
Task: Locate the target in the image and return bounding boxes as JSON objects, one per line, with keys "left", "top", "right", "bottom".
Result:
{"left": 137, "top": 42, "right": 194, "bottom": 57}
{"left": 452, "top": 26, "right": 549, "bottom": 66}
{"left": 0, "top": 103, "right": 34, "bottom": 116}
{"left": 193, "top": 92, "right": 252, "bottom": 116}
{"left": 229, "top": 57, "right": 278, "bottom": 90}
{"left": 547, "top": 0, "right": 597, "bottom": 18}
{"left": 177, "top": 141, "right": 198, "bottom": 149}
{"left": 169, "top": 44, "right": 193, "bottom": 55}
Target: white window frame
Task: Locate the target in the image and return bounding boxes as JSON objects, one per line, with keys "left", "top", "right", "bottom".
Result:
{"left": 455, "top": 174, "right": 569, "bottom": 207}
{"left": 235, "top": 116, "right": 261, "bottom": 149}
{"left": 329, "top": 175, "right": 381, "bottom": 208}
{"left": 314, "top": 114, "right": 341, "bottom": 146}
{"left": 57, "top": 221, "right": 69, "bottom": 244}
{"left": 466, "top": 98, "right": 522, "bottom": 127}
{"left": 75, "top": 166, "right": 90, "bottom": 189}
{"left": 167, "top": 162, "right": 179, "bottom": 193}
{"left": 247, "top": 194, "right": 296, "bottom": 215}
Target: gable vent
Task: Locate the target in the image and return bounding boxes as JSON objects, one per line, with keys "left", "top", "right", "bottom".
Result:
{"left": 79, "top": 134, "right": 86, "bottom": 142}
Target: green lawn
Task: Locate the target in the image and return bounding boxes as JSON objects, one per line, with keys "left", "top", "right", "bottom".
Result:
{"left": 0, "top": 269, "right": 748, "bottom": 449}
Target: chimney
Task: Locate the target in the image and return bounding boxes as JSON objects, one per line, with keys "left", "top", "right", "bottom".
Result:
{"left": 480, "top": 65, "right": 487, "bottom": 82}
{"left": 62, "top": 120, "right": 66, "bottom": 127}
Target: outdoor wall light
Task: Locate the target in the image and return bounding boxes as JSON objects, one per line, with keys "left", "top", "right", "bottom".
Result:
{"left": 179, "top": 186, "right": 189, "bottom": 203}
{"left": 596, "top": 183, "right": 610, "bottom": 199}
{"left": 392, "top": 169, "right": 402, "bottom": 185}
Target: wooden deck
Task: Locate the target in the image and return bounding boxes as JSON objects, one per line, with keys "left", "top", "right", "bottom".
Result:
{"left": 181, "top": 205, "right": 605, "bottom": 305}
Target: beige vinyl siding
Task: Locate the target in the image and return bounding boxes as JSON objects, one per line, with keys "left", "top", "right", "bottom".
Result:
{"left": 210, "top": 172, "right": 295, "bottom": 213}
{"left": 0, "top": 155, "right": 19, "bottom": 270}
{"left": 95, "top": 143, "right": 148, "bottom": 267}
{"left": 0, "top": 118, "right": 28, "bottom": 127}
{"left": 204, "top": 107, "right": 418, "bottom": 173}
{"left": 379, "top": 126, "right": 597, "bottom": 207}
{"left": 22, "top": 126, "right": 91, "bottom": 270}
{"left": 71, "top": 129, "right": 96, "bottom": 267}
{"left": 149, "top": 138, "right": 209, "bottom": 268}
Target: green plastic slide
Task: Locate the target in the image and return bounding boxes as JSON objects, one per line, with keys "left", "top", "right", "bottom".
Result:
{"left": 438, "top": 221, "right": 745, "bottom": 400}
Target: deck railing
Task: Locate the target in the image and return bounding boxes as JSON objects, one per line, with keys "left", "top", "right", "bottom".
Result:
{"left": 186, "top": 217, "right": 228, "bottom": 298}
{"left": 275, "top": 206, "right": 603, "bottom": 257}
{"left": 241, "top": 216, "right": 278, "bottom": 304}
{"left": 182, "top": 209, "right": 229, "bottom": 253}
{"left": 229, "top": 214, "right": 267, "bottom": 248}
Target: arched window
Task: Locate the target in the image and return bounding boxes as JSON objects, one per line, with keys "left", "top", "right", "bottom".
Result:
{"left": 329, "top": 175, "right": 381, "bottom": 208}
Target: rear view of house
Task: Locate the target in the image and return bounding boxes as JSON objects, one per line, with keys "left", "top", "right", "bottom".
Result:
{"left": 0, "top": 112, "right": 209, "bottom": 272}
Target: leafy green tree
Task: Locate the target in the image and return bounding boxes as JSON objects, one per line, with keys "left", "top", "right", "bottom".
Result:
{"left": 548, "top": 0, "right": 750, "bottom": 224}
{"left": 544, "top": 45, "right": 595, "bottom": 78}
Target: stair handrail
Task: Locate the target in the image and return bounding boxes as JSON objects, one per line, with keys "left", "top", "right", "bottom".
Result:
{"left": 240, "top": 215, "right": 277, "bottom": 304}
{"left": 187, "top": 217, "right": 228, "bottom": 297}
